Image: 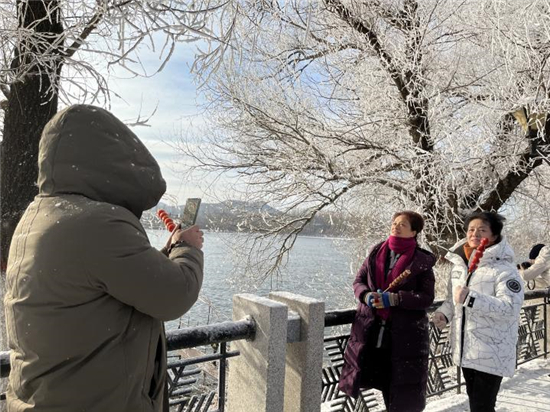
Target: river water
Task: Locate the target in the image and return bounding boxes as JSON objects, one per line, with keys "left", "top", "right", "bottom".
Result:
{"left": 146, "top": 229, "right": 359, "bottom": 329}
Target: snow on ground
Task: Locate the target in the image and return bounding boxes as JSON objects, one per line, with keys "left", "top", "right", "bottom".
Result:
{"left": 426, "top": 358, "right": 550, "bottom": 411}
{"left": 322, "top": 359, "right": 550, "bottom": 412}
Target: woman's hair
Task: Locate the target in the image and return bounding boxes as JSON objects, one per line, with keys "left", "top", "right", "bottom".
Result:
{"left": 529, "top": 244, "right": 545, "bottom": 260}
{"left": 464, "top": 211, "right": 506, "bottom": 238}
{"left": 392, "top": 210, "right": 425, "bottom": 234}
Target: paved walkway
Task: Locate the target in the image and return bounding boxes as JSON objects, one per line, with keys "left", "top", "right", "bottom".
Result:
{"left": 426, "top": 358, "right": 550, "bottom": 411}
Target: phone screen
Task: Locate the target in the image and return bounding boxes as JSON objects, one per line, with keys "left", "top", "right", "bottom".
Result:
{"left": 181, "top": 198, "right": 201, "bottom": 227}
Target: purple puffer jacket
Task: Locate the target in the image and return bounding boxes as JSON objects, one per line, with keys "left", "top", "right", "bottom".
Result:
{"left": 338, "top": 242, "right": 436, "bottom": 412}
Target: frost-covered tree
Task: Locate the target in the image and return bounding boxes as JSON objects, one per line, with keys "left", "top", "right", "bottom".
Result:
{"left": 0, "top": 0, "right": 236, "bottom": 270}
{"left": 0, "top": 2, "right": 238, "bottom": 393}
{"left": 182, "top": 0, "right": 550, "bottom": 266}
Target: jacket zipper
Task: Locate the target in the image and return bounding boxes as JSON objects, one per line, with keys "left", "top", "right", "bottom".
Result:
{"left": 459, "top": 272, "right": 474, "bottom": 365}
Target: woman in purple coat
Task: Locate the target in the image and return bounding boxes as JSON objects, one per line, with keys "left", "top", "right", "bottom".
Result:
{"left": 339, "top": 211, "right": 436, "bottom": 412}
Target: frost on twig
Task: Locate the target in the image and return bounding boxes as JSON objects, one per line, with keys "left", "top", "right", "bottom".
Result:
{"left": 177, "top": 0, "right": 550, "bottom": 280}
{"left": 0, "top": 0, "right": 238, "bottom": 110}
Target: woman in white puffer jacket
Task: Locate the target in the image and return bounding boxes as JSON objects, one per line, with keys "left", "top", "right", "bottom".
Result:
{"left": 520, "top": 243, "right": 550, "bottom": 288}
{"left": 433, "top": 211, "right": 524, "bottom": 412}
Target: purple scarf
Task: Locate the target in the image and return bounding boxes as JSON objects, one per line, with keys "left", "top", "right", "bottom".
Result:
{"left": 374, "top": 235, "right": 417, "bottom": 319}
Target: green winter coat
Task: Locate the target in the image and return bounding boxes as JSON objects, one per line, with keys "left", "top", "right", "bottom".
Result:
{"left": 4, "top": 105, "right": 204, "bottom": 412}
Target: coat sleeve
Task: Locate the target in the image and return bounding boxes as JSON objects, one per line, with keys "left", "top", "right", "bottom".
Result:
{"left": 83, "top": 208, "right": 204, "bottom": 321}
{"left": 522, "top": 246, "right": 550, "bottom": 281}
{"left": 464, "top": 269, "right": 524, "bottom": 319}
{"left": 353, "top": 258, "right": 371, "bottom": 304}
{"left": 437, "top": 271, "right": 456, "bottom": 322}
{"left": 398, "top": 267, "right": 435, "bottom": 310}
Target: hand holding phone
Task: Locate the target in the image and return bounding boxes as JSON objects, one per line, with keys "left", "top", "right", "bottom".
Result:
{"left": 180, "top": 198, "right": 201, "bottom": 229}
{"left": 172, "top": 225, "right": 204, "bottom": 250}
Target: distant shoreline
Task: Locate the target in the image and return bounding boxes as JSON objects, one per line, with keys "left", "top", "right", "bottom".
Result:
{"left": 147, "top": 226, "right": 354, "bottom": 241}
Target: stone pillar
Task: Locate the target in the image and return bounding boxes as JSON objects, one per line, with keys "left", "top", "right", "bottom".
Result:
{"left": 269, "top": 292, "right": 325, "bottom": 412}
{"left": 227, "top": 294, "right": 288, "bottom": 412}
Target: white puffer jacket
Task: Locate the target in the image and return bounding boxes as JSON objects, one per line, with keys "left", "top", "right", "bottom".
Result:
{"left": 438, "top": 237, "right": 524, "bottom": 377}
{"left": 522, "top": 245, "right": 550, "bottom": 288}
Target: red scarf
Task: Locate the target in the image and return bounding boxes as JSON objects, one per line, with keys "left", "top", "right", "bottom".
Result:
{"left": 374, "top": 235, "right": 417, "bottom": 319}
{"left": 463, "top": 244, "right": 476, "bottom": 262}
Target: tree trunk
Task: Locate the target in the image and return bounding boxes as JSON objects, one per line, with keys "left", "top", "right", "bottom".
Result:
{"left": 0, "top": 72, "right": 60, "bottom": 271}
{"left": 1, "top": 1, "right": 62, "bottom": 403}
{"left": 1, "top": 0, "right": 62, "bottom": 269}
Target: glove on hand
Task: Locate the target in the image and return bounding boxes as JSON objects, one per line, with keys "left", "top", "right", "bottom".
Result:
{"left": 518, "top": 261, "right": 532, "bottom": 270}
{"left": 432, "top": 312, "right": 448, "bottom": 330}
{"left": 364, "top": 290, "right": 399, "bottom": 308}
{"left": 364, "top": 292, "right": 377, "bottom": 307}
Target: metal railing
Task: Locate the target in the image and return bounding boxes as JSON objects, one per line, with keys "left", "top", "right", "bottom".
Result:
{"left": 0, "top": 318, "right": 255, "bottom": 412}
{"left": 320, "top": 289, "right": 550, "bottom": 412}
{"left": 0, "top": 290, "right": 547, "bottom": 412}
{"left": 165, "top": 318, "right": 255, "bottom": 411}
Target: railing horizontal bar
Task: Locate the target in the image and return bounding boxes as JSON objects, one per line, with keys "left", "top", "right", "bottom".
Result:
{"left": 169, "top": 395, "right": 192, "bottom": 405}
{"left": 323, "top": 334, "right": 350, "bottom": 342}
{"left": 171, "top": 378, "right": 198, "bottom": 388}
{"left": 167, "top": 351, "right": 240, "bottom": 367}
{"left": 324, "top": 343, "right": 341, "bottom": 349}
{"left": 171, "top": 387, "right": 205, "bottom": 398}
{"left": 169, "top": 369, "right": 201, "bottom": 379}
{"left": 166, "top": 318, "right": 255, "bottom": 351}
{"left": 324, "top": 309, "right": 355, "bottom": 327}
{"left": 0, "top": 320, "right": 253, "bottom": 378}
{"left": 324, "top": 289, "right": 549, "bottom": 327}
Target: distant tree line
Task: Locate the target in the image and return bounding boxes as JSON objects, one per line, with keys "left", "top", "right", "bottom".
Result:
{"left": 143, "top": 200, "right": 350, "bottom": 237}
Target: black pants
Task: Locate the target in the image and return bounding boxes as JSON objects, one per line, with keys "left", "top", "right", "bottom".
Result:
{"left": 370, "top": 346, "right": 391, "bottom": 410}
{"left": 462, "top": 367, "right": 503, "bottom": 412}
{"left": 366, "top": 319, "right": 392, "bottom": 410}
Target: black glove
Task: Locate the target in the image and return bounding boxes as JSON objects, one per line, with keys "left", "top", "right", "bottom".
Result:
{"left": 518, "top": 261, "right": 532, "bottom": 270}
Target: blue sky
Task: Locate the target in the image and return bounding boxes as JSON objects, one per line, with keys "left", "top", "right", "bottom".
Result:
{"left": 104, "top": 41, "right": 210, "bottom": 205}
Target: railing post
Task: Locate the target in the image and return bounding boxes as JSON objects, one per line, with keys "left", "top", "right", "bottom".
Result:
{"left": 269, "top": 292, "right": 324, "bottom": 412}
{"left": 227, "top": 294, "right": 288, "bottom": 412}
{"left": 218, "top": 342, "right": 227, "bottom": 412}
{"left": 545, "top": 291, "right": 549, "bottom": 358}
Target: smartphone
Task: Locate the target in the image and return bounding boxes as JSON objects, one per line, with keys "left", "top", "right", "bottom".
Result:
{"left": 180, "top": 198, "right": 201, "bottom": 228}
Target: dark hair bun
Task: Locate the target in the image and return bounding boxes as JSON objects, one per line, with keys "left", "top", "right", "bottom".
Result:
{"left": 529, "top": 244, "right": 545, "bottom": 260}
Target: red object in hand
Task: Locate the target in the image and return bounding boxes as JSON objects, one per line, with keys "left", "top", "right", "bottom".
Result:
{"left": 383, "top": 269, "right": 411, "bottom": 292}
{"left": 156, "top": 209, "right": 176, "bottom": 232}
{"left": 468, "top": 237, "right": 489, "bottom": 274}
